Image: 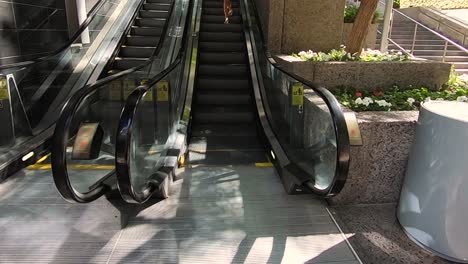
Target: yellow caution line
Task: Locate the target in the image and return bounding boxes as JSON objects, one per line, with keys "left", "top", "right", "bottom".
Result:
{"left": 255, "top": 162, "right": 274, "bottom": 167}
{"left": 35, "top": 153, "right": 51, "bottom": 164}
{"left": 28, "top": 164, "right": 115, "bottom": 170}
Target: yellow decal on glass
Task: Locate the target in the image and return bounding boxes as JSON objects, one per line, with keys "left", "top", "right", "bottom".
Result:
{"left": 123, "top": 79, "right": 136, "bottom": 99}
{"left": 141, "top": 79, "right": 153, "bottom": 102}
{"left": 157, "top": 80, "right": 169, "bottom": 102}
{"left": 0, "top": 77, "right": 9, "bottom": 100}
{"left": 292, "top": 83, "right": 304, "bottom": 106}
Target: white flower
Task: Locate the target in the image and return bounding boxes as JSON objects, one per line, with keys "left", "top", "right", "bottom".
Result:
{"left": 436, "top": 98, "right": 444, "bottom": 101}
{"left": 362, "top": 97, "right": 373, "bottom": 106}
{"left": 457, "top": 96, "right": 468, "bottom": 102}
{"left": 424, "top": 97, "right": 432, "bottom": 102}
{"left": 355, "top": 98, "right": 364, "bottom": 105}
{"left": 407, "top": 98, "right": 415, "bottom": 105}
{"left": 375, "top": 100, "right": 392, "bottom": 107}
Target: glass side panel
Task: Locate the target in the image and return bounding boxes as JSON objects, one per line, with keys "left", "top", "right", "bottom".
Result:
{"left": 128, "top": 63, "right": 183, "bottom": 193}
{"left": 247, "top": 0, "right": 339, "bottom": 192}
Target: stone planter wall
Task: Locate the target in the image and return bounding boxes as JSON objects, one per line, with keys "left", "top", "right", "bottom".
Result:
{"left": 342, "top": 23, "right": 378, "bottom": 49}
{"left": 329, "top": 111, "right": 419, "bottom": 205}
{"left": 275, "top": 55, "right": 452, "bottom": 91}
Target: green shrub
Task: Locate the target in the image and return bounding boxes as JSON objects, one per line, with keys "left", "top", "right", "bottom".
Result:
{"left": 292, "top": 46, "right": 411, "bottom": 62}
{"left": 334, "top": 75, "right": 468, "bottom": 112}
{"left": 393, "top": 0, "right": 401, "bottom": 8}
{"left": 344, "top": 4, "right": 382, "bottom": 24}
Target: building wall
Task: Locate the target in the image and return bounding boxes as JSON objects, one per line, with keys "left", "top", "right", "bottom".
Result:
{"left": 401, "top": 0, "right": 468, "bottom": 9}
{"left": 0, "top": 0, "right": 71, "bottom": 65}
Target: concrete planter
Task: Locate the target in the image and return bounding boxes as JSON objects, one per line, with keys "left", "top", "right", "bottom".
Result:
{"left": 275, "top": 55, "right": 452, "bottom": 91}
{"left": 329, "top": 110, "right": 419, "bottom": 205}
{"left": 342, "top": 23, "right": 378, "bottom": 49}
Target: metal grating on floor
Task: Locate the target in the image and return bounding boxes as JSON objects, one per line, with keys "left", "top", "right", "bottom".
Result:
{"left": 0, "top": 166, "right": 360, "bottom": 263}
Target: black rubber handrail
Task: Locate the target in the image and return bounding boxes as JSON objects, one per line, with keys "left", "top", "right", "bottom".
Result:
{"left": 115, "top": 0, "right": 195, "bottom": 204}
{"left": 51, "top": 0, "right": 176, "bottom": 203}
{"left": 244, "top": 0, "right": 350, "bottom": 196}
{"left": 0, "top": 0, "right": 108, "bottom": 71}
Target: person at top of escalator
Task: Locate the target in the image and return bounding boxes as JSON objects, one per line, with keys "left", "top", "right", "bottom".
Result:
{"left": 224, "top": 0, "right": 233, "bottom": 24}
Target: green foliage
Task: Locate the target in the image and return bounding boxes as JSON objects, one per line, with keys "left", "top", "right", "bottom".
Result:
{"left": 393, "top": 0, "right": 401, "bottom": 8}
{"left": 335, "top": 76, "right": 468, "bottom": 112}
{"left": 292, "top": 46, "right": 411, "bottom": 62}
{"left": 344, "top": 4, "right": 382, "bottom": 24}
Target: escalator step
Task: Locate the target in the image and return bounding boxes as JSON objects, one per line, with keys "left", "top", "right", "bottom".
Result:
{"left": 139, "top": 10, "right": 169, "bottom": 18}
{"left": 147, "top": 0, "right": 172, "bottom": 3}
{"left": 203, "top": 7, "right": 239, "bottom": 16}
{"left": 199, "top": 52, "right": 247, "bottom": 64}
{"left": 125, "top": 36, "right": 159, "bottom": 46}
{"left": 191, "top": 124, "right": 257, "bottom": 137}
{"left": 135, "top": 18, "right": 166, "bottom": 27}
{"left": 143, "top": 3, "right": 171, "bottom": 10}
{"left": 201, "top": 15, "right": 241, "bottom": 24}
{"left": 199, "top": 42, "right": 245, "bottom": 52}
{"left": 198, "top": 65, "right": 248, "bottom": 77}
{"left": 197, "top": 78, "right": 250, "bottom": 90}
{"left": 200, "top": 23, "right": 242, "bottom": 33}
{"left": 190, "top": 135, "right": 262, "bottom": 150}
{"left": 119, "top": 46, "right": 155, "bottom": 58}
{"left": 199, "top": 32, "right": 244, "bottom": 42}
{"left": 113, "top": 57, "right": 149, "bottom": 70}
{"left": 203, "top": 1, "right": 239, "bottom": 8}
{"left": 193, "top": 106, "right": 254, "bottom": 124}
{"left": 131, "top": 26, "right": 163, "bottom": 36}
{"left": 196, "top": 90, "right": 252, "bottom": 105}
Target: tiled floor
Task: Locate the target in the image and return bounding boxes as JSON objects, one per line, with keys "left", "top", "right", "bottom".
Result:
{"left": 0, "top": 165, "right": 360, "bottom": 263}
{"left": 330, "top": 204, "right": 455, "bottom": 264}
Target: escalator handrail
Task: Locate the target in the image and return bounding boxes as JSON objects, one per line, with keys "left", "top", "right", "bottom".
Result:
{"left": 0, "top": 0, "right": 108, "bottom": 71}
{"left": 244, "top": 0, "right": 350, "bottom": 196}
{"left": 51, "top": 0, "right": 176, "bottom": 203}
{"left": 115, "top": 0, "right": 196, "bottom": 204}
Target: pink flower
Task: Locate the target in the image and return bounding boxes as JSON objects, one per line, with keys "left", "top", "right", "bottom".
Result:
{"left": 356, "top": 92, "right": 363, "bottom": 97}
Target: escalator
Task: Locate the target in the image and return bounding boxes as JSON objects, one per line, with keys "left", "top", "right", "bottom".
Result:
{"left": 52, "top": 0, "right": 350, "bottom": 203}
{"left": 109, "top": 0, "right": 351, "bottom": 204}
{"left": 0, "top": 0, "right": 176, "bottom": 182}
{"left": 189, "top": 0, "right": 268, "bottom": 165}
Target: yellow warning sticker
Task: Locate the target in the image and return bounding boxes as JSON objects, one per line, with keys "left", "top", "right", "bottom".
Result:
{"left": 157, "top": 80, "right": 169, "bottom": 102}
{"left": 0, "top": 77, "right": 9, "bottom": 100}
{"left": 123, "top": 79, "right": 136, "bottom": 99}
{"left": 292, "top": 83, "right": 304, "bottom": 106}
{"left": 141, "top": 79, "right": 153, "bottom": 102}
{"left": 109, "top": 80, "right": 121, "bottom": 101}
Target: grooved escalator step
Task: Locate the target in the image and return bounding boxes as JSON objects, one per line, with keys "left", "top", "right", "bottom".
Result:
{"left": 199, "top": 52, "right": 247, "bottom": 64}
{"left": 188, "top": 149, "right": 267, "bottom": 165}
{"left": 143, "top": 3, "right": 171, "bottom": 10}
{"left": 198, "top": 65, "right": 248, "bottom": 77}
{"left": 125, "top": 36, "right": 159, "bottom": 46}
{"left": 119, "top": 46, "right": 155, "bottom": 58}
{"left": 203, "top": 7, "right": 240, "bottom": 16}
{"left": 135, "top": 18, "right": 166, "bottom": 27}
{"left": 202, "top": 15, "right": 241, "bottom": 24}
{"left": 113, "top": 58, "right": 149, "bottom": 70}
{"left": 203, "top": 1, "right": 239, "bottom": 8}
{"left": 193, "top": 106, "right": 255, "bottom": 124}
{"left": 201, "top": 23, "right": 242, "bottom": 33}
{"left": 131, "top": 26, "right": 163, "bottom": 36}
{"left": 139, "top": 10, "right": 169, "bottom": 18}
{"left": 196, "top": 90, "right": 252, "bottom": 105}
{"left": 191, "top": 124, "right": 257, "bottom": 137}
{"left": 199, "top": 32, "right": 244, "bottom": 42}
{"left": 147, "top": 0, "right": 172, "bottom": 3}
{"left": 197, "top": 77, "right": 250, "bottom": 90}
{"left": 199, "top": 42, "right": 245, "bottom": 52}
{"left": 189, "top": 135, "right": 263, "bottom": 151}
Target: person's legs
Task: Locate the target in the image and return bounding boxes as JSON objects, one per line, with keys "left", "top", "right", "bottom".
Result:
{"left": 224, "top": 0, "right": 232, "bottom": 24}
